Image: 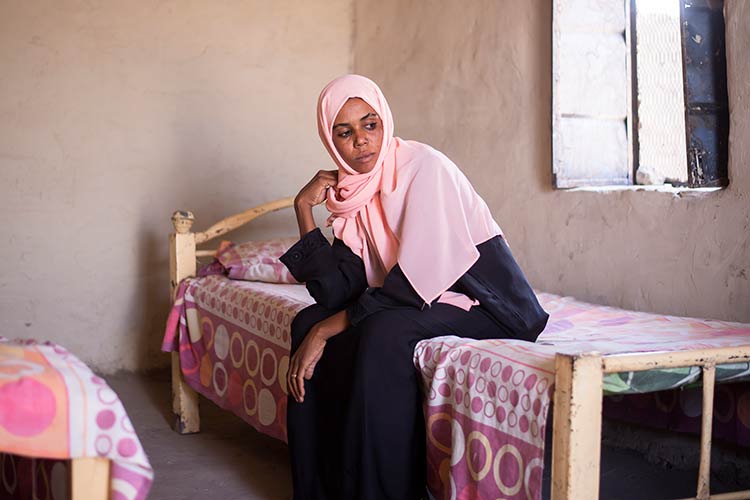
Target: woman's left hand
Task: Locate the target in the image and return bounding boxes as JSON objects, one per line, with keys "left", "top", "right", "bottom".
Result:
{"left": 287, "top": 310, "right": 350, "bottom": 403}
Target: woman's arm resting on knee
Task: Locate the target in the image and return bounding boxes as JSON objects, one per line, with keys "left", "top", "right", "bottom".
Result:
{"left": 288, "top": 310, "right": 350, "bottom": 403}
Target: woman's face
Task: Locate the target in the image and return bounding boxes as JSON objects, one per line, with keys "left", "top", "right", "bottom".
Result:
{"left": 331, "top": 97, "right": 384, "bottom": 174}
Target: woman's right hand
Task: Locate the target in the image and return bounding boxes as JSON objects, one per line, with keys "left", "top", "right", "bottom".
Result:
{"left": 295, "top": 170, "right": 338, "bottom": 209}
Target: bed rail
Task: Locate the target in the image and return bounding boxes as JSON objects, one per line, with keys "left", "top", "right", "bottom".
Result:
{"left": 551, "top": 345, "right": 750, "bottom": 500}
{"left": 168, "top": 197, "right": 295, "bottom": 433}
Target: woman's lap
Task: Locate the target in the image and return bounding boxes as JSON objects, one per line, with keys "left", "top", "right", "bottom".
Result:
{"left": 288, "top": 302, "right": 503, "bottom": 499}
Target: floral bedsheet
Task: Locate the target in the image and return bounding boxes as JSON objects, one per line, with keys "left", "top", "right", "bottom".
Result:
{"left": 0, "top": 338, "right": 153, "bottom": 500}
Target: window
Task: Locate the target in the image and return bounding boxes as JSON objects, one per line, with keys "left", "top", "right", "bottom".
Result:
{"left": 552, "top": 0, "right": 729, "bottom": 189}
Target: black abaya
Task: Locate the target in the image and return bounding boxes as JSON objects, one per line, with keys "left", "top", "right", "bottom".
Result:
{"left": 280, "top": 229, "right": 548, "bottom": 500}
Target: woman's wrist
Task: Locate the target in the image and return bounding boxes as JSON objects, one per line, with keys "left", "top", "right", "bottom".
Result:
{"left": 311, "top": 311, "right": 349, "bottom": 341}
{"left": 294, "top": 198, "right": 316, "bottom": 237}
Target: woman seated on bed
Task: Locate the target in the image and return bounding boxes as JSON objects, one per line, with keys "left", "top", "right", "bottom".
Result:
{"left": 279, "top": 75, "right": 549, "bottom": 500}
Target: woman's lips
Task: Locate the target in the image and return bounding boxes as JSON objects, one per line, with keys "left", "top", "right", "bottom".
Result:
{"left": 355, "top": 152, "right": 375, "bottom": 162}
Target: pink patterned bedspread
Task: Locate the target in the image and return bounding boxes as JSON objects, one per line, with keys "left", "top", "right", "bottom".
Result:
{"left": 162, "top": 278, "right": 750, "bottom": 500}
{"left": 415, "top": 292, "right": 750, "bottom": 500}
{"left": 0, "top": 338, "right": 153, "bottom": 500}
{"left": 162, "top": 276, "right": 313, "bottom": 441}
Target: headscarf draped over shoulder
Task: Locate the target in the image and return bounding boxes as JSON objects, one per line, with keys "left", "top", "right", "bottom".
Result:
{"left": 322, "top": 75, "right": 502, "bottom": 305}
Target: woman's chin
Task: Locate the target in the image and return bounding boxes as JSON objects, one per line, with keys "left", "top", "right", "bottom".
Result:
{"left": 347, "top": 160, "right": 377, "bottom": 174}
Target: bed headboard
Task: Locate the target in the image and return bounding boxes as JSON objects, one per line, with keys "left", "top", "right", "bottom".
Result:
{"left": 169, "top": 196, "right": 295, "bottom": 297}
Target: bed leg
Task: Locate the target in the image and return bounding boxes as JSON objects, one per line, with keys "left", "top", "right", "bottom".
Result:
{"left": 170, "top": 211, "right": 200, "bottom": 434}
{"left": 696, "top": 364, "right": 716, "bottom": 500}
{"left": 172, "top": 351, "right": 200, "bottom": 434}
{"left": 70, "top": 457, "right": 109, "bottom": 500}
{"left": 551, "top": 352, "right": 603, "bottom": 500}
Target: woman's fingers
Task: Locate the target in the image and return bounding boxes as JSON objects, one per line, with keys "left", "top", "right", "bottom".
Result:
{"left": 288, "top": 354, "right": 298, "bottom": 401}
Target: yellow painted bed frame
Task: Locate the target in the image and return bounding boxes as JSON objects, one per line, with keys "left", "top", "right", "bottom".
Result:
{"left": 169, "top": 197, "right": 750, "bottom": 500}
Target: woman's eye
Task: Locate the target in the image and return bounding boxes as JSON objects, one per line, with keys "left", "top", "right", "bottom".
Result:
{"left": 338, "top": 130, "right": 351, "bottom": 138}
{"left": 365, "top": 122, "right": 378, "bottom": 130}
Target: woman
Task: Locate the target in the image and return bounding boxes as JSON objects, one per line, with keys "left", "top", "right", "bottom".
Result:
{"left": 280, "top": 75, "right": 548, "bottom": 500}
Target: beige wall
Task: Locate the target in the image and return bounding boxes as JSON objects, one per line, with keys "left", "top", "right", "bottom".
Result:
{"left": 354, "top": 0, "right": 749, "bottom": 323}
{"left": 0, "top": 1, "right": 352, "bottom": 372}
{"left": 2, "top": 1, "right": 747, "bottom": 374}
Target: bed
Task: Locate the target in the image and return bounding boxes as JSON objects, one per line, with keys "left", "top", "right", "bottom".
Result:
{"left": 163, "top": 198, "right": 750, "bottom": 500}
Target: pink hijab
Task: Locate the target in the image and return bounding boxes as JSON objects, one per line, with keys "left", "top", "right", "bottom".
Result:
{"left": 321, "top": 75, "right": 502, "bottom": 305}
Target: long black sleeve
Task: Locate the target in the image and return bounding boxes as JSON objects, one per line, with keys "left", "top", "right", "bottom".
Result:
{"left": 350, "top": 236, "right": 549, "bottom": 341}
{"left": 346, "top": 264, "right": 425, "bottom": 326}
{"left": 280, "top": 228, "right": 368, "bottom": 310}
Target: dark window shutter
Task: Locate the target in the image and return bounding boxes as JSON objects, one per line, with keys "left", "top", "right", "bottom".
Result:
{"left": 681, "top": 0, "right": 729, "bottom": 187}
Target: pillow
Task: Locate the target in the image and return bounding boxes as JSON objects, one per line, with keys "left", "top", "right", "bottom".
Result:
{"left": 215, "top": 237, "right": 299, "bottom": 284}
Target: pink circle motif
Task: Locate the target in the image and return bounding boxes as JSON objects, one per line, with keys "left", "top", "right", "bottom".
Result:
{"left": 480, "top": 358, "right": 491, "bottom": 373}
{"left": 533, "top": 398, "right": 542, "bottom": 416}
{"left": 90, "top": 376, "right": 105, "bottom": 386}
{"left": 501, "top": 365, "right": 513, "bottom": 382}
{"left": 496, "top": 406, "right": 506, "bottom": 423}
{"left": 97, "top": 387, "right": 118, "bottom": 405}
{"left": 121, "top": 415, "right": 134, "bottom": 434}
{"left": 460, "top": 351, "right": 471, "bottom": 366}
{"left": 96, "top": 410, "right": 116, "bottom": 430}
{"left": 521, "top": 394, "right": 531, "bottom": 411}
{"left": 508, "top": 411, "right": 518, "bottom": 427}
{"left": 519, "top": 415, "right": 529, "bottom": 433}
{"left": 475, "top": 377, "right": 486, "bottom": 393}
{"left": 471, "top": 397, "right": 482, "bottom": 414}
{"left": 438, "top": 383, "right": 451, "bottom": 398}
{"left": 454, "top": 388, "right": 463, "bottom": 406}
{"left": 536, "top": 378, "right": 549, "bottom": 395}
{"left": 95, "top": 435, "right": 112, "bottom": 455}
{"left": 117, "top": 438, "right": 137, "bottom": 458}
{"left": 483, "top": 401, "right": 495, "bottom": 418}
{"left": 524, "top": 374, "right": 538, "bottom": 391}
{"left": 487, "top": 381, "right": 497, "bottom": 398}
{"left": 0, "top": 379, "right": 56, "bottom": 437}
{"left": 498, "top": 386, "right": 509, "bottom": 403}
{"left": 512, "top": 369, "right": 525, "bottom": 386}
{"left": 497, "top": 450, "right": 522, "bottom": 492}
{"left": 509, "top": 390, "right": 519, "bottom": 407}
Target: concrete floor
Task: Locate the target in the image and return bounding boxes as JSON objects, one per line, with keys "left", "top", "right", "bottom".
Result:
{"left": 108, "top": 370, "right": 747, "bottom": 500}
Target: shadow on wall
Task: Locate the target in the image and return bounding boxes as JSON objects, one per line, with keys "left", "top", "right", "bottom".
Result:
{"left": 531, "top": 0, "right": 554, "bottom": 192}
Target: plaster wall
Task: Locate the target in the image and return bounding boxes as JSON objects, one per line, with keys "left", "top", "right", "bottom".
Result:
{"left": 0, "top": 1, "right": 352, "bottom": 372}
{"left": 353, "top": 0, "right": 749, "bottom": 322}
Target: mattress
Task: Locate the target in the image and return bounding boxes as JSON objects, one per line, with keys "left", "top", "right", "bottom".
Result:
{"left": 163, "top": 276, "right": 750, "bottom": 500}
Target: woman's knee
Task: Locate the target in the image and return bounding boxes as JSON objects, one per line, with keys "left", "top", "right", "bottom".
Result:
{"left": 354, "top": 311, "right": 420, "bottom": 367}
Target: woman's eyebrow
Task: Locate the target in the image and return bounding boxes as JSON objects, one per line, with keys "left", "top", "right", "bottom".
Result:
{"left": 333, "top": 112, "right": 379, "bottom": 129}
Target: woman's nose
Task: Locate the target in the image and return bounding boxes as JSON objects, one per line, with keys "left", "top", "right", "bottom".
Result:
{"left": 353, "top": 130, "right": 368, "bottom": 147}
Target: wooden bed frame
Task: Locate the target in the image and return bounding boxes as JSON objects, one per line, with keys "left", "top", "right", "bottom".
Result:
{"left": 169, "top": 197, "right": 750, "bottom": 500}
{"left": 70, "top": 457, "right": 109, "bottom": 500}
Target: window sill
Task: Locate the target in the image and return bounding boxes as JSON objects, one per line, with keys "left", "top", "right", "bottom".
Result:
{"left": 563, "top": 184, "right": 724, "bottom": 197}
